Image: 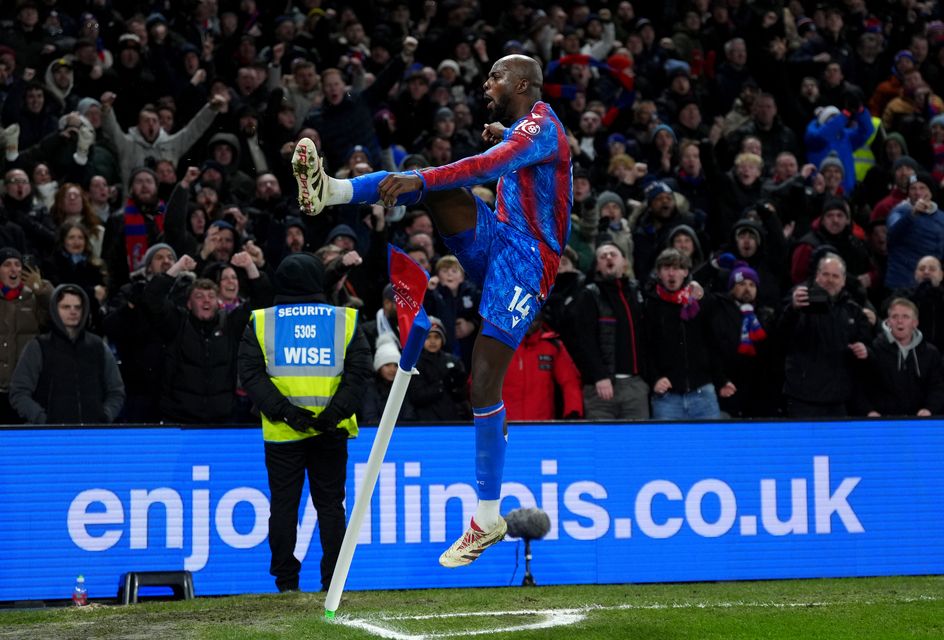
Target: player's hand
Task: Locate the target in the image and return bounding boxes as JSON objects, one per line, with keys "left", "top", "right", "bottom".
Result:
{"left": 378, "top": 173, "right": 422, "bottom": 207}
{"left": 653, "top": 377, "right": 672, "bottom": 395}
{"left": 482, "top": 122, "right": 505, "bottom": 145}
{"left": 595, "top": 378, "right": 614, "bottom": 401}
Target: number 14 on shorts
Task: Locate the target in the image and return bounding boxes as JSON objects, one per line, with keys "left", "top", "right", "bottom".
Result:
{"left": 507, "top": 286, "right": 532, "bottom": 328}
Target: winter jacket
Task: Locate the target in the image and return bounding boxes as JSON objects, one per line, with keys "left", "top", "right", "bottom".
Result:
{"left": 804, "top": 109, "right": 875, "bottom": 195}
{"left": 644, "top": 286, "right": 727, "bottom": 393}
{"left": 0, "top": 281, "right": 52, "bottom": 392}
{"left": 502, "top": 327, "right": 583, "bottom": 421}
{"left": 144, "top": 273, "right": 258, "bottom": 423}
{"left": 705, "top": 293, "right": 778, "bottom": 417}
{"left": 9, "top": 284, "right": 124, "bottom": 424}
{"left": 205, "top": 132, "right": 255, "bottom": 204}
{"left": 407, "top": 349, "right": 470, "bottom": 422}
{"left": 103, "top": 274, "right": 191, "bottom": 411}
{"left": 359, "top": 376, "right": 417, "bottom": 425}
{"left": 569, "top": 277, "right": 646, "bottom": 384}
{"left": 885, "top": 201, "right": 944, "bottom": 289}
{"left": 857, "top": 324, "right": 944, "bottom": 415}
{"left": 780, "top": 289, "right": 873, "bottom": 405}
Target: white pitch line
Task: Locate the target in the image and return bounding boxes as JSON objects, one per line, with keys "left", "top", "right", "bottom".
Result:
{"left": 333, "top": 595, "right": 944, "bottom": 640}
{"left": 338, "top": 611, "right": 586, "bottom": 640}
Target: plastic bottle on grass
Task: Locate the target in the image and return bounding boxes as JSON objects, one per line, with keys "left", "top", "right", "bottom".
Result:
{"left": 72, "top": 575, "right": 88, "bottom": 606}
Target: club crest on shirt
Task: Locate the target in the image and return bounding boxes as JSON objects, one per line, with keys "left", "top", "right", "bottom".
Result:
{"left": 515, "top": 120, "right": 541, "bottom": 136}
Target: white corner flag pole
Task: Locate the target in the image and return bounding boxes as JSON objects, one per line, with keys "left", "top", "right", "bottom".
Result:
{"left": 325, "top": 309, "right": 430, "bottom": 618}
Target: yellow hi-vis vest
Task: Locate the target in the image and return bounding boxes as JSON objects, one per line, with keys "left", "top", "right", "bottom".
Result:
{"left": 251, "top": 303, "right": 359, "bottom": 442}
{"left": 854, "top": 116, "right": 882, "bottom": 183}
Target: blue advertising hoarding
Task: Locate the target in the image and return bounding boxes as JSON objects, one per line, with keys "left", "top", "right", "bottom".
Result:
{"left": 1, "top": 420, "right": 942, "bottom": 601}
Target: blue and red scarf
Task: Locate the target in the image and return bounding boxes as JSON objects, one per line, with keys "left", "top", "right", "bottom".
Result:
{"left": 123, "top": 198, "right": 165, "bottom": 272}
{"left": 737, "top": 303, "right": 767, "bottom": 356}
{"left": 1, "top": 284, "right": 23, "bottom": 301}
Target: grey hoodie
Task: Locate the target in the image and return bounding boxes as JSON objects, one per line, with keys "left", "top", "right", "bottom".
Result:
{"left": 881, "top": 320, "right": 925, "bottom": 375}
{"left": 103, "top": 101, "right": 218, "bottom": 187}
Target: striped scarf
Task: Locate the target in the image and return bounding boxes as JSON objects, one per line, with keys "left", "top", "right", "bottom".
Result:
{"left": 737, "top": 303, "right": 767, "bottom": 356}
{"left": 123, "top": 198, "right": 165, "bottom": 273}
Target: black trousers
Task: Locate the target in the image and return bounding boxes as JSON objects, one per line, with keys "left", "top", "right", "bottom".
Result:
{"left": 264, "top": 432, "right": 348, "bottom": 591}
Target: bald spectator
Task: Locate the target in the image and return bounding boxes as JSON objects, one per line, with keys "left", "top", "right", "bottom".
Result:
{"left": 781, "top": 253, "right": 873, "bottom": 418}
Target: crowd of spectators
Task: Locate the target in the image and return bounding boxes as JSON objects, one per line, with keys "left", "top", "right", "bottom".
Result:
{"left": 2, "top": 0, "right": 944, "bottom": 425}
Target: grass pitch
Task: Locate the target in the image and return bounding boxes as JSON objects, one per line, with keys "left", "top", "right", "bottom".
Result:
{"left": 1, "top": 576, "right": 941, "bottom": 639}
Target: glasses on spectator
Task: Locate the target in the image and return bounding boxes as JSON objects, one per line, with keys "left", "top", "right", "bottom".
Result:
{"left": 6, "top": 178, "right": 28, "bottom": 185}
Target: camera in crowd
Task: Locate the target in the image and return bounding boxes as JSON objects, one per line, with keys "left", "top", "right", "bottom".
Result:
{"left": 804, "top": 284, "right": 831, "bottom": 312}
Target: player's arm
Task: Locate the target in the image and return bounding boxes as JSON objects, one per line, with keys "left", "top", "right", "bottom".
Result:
{"left": 423, "top": 123, "right": 556, "bottom": 190}
{"left": 378, "top": 121, "right": 557, "bottom": 204}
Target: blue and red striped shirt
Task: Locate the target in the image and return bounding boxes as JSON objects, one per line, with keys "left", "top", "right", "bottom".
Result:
{"left": 420, "top": 101, "right": 573, "bottom": 257}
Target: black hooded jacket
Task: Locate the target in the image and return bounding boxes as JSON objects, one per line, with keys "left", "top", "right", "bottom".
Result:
{"left": 143, "top": 271, "right": 268, "bottom": 424}
{"left": 9, "top": 284, "right": 125, "bottom": 424}
{"left": 856, "top": 325, "right": 944, "bottom": 416}
{"left": 238, "top": 253, "right": 372, "bottom": 431}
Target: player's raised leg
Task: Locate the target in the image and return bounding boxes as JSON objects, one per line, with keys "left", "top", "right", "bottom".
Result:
{"left": 293, "top": 138, "right": 428, "bottom": 216}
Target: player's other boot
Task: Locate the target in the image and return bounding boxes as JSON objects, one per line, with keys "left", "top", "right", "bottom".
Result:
{"left": 292, "top": 137, "right": 327, "bottom": 216}
{"left": 439, "top": 517, "right": 507, "bottom": 568}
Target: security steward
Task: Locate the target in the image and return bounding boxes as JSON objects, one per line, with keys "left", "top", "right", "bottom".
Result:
{"left": 238, "top": 252, "right": 371, "bottom": 593}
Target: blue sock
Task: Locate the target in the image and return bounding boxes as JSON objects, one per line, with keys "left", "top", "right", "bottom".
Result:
{"left": 350, "top": 171, "right": 423, "bottom": 206}
{"left": 473, "top": 401, "right": 506, "bottom": 500}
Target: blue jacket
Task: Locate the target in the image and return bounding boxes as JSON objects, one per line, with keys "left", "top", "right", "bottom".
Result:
{"left": 886, "top": 201, "right": 944, "bottom": 288}
{"left": 804, "top": 109, "right": 875, "bottom": 195}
